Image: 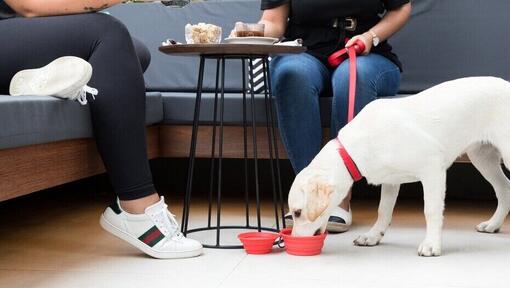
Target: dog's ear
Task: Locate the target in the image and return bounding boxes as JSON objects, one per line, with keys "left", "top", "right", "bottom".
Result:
{"left": 305, "top": 179, "right": 334, "bottom": 222}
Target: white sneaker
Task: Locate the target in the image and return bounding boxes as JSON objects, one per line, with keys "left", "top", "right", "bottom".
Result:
{"left": 284, "top": 206, "right": 352, "bottom": 233}
{"left": 100, "top": 196, "right": 203, "bottom": 259}
{"left": 9, "top": 56, "right": 98, "bottom": 105}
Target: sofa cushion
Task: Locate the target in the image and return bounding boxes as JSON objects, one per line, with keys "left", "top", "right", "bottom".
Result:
{"left": 0, "top": 92, "right": 163, "bottom": 150}
{"left": 162, "top": 92, "right": 270, "bottom": 125}
{"left": 162, "top": 92, "right": 345, "bottom": 127}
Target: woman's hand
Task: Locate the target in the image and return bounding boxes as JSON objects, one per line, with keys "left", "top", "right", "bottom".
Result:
{"left": 346, "top": 3, "right": 412, "bottom": 55}
{"left": 345, "top": 33, "right": 373, "bottom": 55}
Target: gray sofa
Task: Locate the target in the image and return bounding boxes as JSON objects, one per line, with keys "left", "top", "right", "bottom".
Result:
{"left": 1, "top": 0, "right": 509, "bottom": 201}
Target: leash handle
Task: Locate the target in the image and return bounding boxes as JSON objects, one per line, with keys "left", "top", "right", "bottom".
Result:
{"left": 351, "top": 40, "right": 366, "bottom": 55}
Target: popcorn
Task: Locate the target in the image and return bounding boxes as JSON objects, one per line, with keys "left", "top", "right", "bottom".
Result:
{"left": 185, "top": 23, "right": 222, "bottom": 44}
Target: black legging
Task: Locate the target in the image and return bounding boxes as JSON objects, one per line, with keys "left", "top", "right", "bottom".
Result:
{"left": 0, "top": 13, "right": 155, "bottom": 200}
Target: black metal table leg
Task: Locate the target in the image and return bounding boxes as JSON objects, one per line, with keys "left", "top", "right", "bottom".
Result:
{"left": 248, "top": 57, "right": 262, "bottom": 231}
{"left": 207, "top": 59, "right": 221, "bottom": 228}
{"left": 241, "top": 59, "right": 250, "bottom": 227}
{"left": 215, "top": 57, "right": 226, "bottom": 246}
{"left": 182, "top": 56, "right": 206, "bottom": 235}
{"left": 264, "top": 57, "right": 286, "bottom": 228}
{"left": 260, "top": 56, "right": 280, "bottom": 231}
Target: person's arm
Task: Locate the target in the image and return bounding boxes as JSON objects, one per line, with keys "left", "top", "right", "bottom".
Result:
{"left": 258, "top": 3, "right": 289, "bottom": 39}
{"left": 4, "top": 0, "right": 126, "bottom": 18}
{"left": 346, "top": 2, "right": 412, "bottom": 55}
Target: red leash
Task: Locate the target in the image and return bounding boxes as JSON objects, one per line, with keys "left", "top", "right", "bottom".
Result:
{"left": 328, "top": 39, "right": 366, "bottom": 122}
{"left": 328, "top": 39, "right": 366, "bottom": 181}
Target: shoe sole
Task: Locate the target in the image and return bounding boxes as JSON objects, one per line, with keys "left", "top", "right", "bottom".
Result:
{"left": 9, "top": 56, "right": 93, "bottom": 98}
{"left": 99, "top": 213, "right": 203, "bottom": 259}
{"left": 284, "top": 218, "right": 350, "bottom": 233}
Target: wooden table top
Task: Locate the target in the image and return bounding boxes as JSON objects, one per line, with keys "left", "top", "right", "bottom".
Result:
{"left": 158, "top": 43, "right": 306, "bottom": 57}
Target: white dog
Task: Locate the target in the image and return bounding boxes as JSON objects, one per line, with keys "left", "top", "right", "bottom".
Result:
{"left": 288, "top": 76, "right": 510, "bottom": 256}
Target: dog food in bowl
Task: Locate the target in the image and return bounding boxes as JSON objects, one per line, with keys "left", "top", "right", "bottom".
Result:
{"left": 279, "top": 228, "right": 327, "bottom": 256}
{"left": 185, "top": 23, "right": 222, "bottom": 44}
{"left": 238, "top": 232, "right": 279, "bottom": 254}
{"left": 235, "top": 22, "right": 265, "bottom": 37}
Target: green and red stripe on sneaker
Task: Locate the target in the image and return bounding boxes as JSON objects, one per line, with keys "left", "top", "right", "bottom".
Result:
{"left": 138, "top": 225, "right": 165, "bottom": 247}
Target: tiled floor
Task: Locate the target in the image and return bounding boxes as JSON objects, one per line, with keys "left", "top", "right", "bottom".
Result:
{"left": 0, "top": 190, "right": 509, "bottom": 288}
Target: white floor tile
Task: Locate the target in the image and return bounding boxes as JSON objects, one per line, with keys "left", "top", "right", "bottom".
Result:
{"left": 1, "top": 198, "right": 510, "bottom": 288}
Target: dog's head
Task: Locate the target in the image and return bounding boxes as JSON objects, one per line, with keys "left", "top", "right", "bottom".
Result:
{"left": 288, "top": 149, "right": 353, "bottom": 236}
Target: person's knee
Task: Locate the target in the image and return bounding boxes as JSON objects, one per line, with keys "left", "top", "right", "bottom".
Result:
{"left": 133, "top": 38, "right": 151, "bottom": 72}
{"left": 272, "top": 58, "right": 308, "bottom": 82}
{"left": 86, "top": 13, "right": 133, "bottom": 44}
{"left": 332, "top": 59, "right": 377, "bottom": 96}
{"left": 331, "top": 63, "right": 349, "bottom": 93}
{"left": 271, "top": 55, "right": 324, "bottom": 98}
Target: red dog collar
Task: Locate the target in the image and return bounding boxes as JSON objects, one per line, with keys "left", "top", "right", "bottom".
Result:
{"left": 335, "top": 138, "right": 363, "bottom": 181}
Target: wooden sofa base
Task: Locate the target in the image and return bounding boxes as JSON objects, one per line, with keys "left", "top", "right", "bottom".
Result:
{"left": 0, "top": 125, "right": 470, "bottom": 202}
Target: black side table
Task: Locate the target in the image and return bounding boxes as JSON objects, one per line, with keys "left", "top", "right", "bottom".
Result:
{"left": 159, "top": 44, "right": 306, "bottom": 248}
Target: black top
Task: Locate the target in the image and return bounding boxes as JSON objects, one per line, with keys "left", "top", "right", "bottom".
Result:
{"left": 261, "top": 0, "right": 410, "bottom": 70}
{"left": 0, "top": 1, "right": 16, "bottom": 19}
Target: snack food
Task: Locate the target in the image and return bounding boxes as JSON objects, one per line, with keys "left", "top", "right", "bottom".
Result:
{"left": 185, "top": 23, "right": 222, "bottom": 44}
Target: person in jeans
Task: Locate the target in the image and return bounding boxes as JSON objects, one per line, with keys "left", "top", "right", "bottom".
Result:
{"left": 259, "top": 0, "right": 412, "bottom": 232}
{"left": 0, "top": 0, "right": 202, "bottom": 258}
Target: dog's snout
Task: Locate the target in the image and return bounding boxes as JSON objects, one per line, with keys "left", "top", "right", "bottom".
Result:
{"left": 293, "top": 209, "right": 302, "bottom": 218}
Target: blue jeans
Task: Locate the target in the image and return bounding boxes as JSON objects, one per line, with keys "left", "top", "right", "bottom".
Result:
{"left": 270, "top": 52, "right": 401, "bottom": 173}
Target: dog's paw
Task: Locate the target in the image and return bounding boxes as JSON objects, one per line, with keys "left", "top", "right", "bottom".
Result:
{"left": 353, "top": 232, "right": 383, "bottom": 246}
{"left": 476, "top": 221, "right": 501, "bottom": 233}
{"left": 418, "top": 240, "right": 441, "bottom": 257}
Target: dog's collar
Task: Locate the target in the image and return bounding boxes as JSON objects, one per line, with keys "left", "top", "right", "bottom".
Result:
{"left": 335, "top": 138, "right": 363, "bottom": 182}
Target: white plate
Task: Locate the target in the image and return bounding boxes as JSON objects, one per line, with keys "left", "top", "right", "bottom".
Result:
{"left": 223, "top": 37, "right": 279, "bottom": 45}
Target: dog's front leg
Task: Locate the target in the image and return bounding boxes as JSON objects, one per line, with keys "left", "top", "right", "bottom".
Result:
{"left": 354, "top": 184, "right": 400, "bottom": 246}
{"left": 418, "top": 172, "right": 446, "bottom": 257}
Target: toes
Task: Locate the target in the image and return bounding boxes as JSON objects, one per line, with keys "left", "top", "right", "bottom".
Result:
{"left": 353, "top": 234, "right": 381, "bottom": 246}
{"left": 418, "top": 241, "right": 441, "bottom": 257}
{"left": 476, "top": 221, "right": 501, "bottom": 233}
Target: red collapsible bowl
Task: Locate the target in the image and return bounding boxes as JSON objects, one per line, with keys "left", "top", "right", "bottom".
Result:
{"left": 238, "top": 232, "right": 279, "bottom": 254}
{"left": 280, "top": 228, "right": 327, "bottom": 256}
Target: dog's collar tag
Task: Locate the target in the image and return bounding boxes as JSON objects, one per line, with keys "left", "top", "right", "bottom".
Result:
{"left": 335, "top": 138, "right": 363, "bottom": 181}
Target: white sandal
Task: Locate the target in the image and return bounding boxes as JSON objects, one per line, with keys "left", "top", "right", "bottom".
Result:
{"left": 284, "top": 206, "right": 352, "bottom": 233}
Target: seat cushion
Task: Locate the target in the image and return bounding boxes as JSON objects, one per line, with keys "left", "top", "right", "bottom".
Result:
{"left": 162, "top": 92, "right": 347, "bottom": 127}
{"left": 161, "top": 92, "right": 270, "bottom": 125}
{"left": 0, "top": 92, "right": 163, "bottom": 150}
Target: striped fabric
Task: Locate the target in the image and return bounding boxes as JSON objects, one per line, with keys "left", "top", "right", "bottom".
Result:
{"left": 248, "top": 57, "right": 271, "bottom": 94}
{"left": 138, "top": 225, "right": 165, "bottom": 247}
{"left": 246, "top": 40, "right": 302, "bottom": 94}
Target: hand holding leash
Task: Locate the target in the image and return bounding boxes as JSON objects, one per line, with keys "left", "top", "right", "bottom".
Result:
{"left": 345, "top": 33, "right": 372, "bottom": 55}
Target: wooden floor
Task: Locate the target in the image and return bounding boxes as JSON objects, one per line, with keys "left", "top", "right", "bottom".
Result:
{"left": 0, "top": 185, "right": 509, "bottom": 288}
